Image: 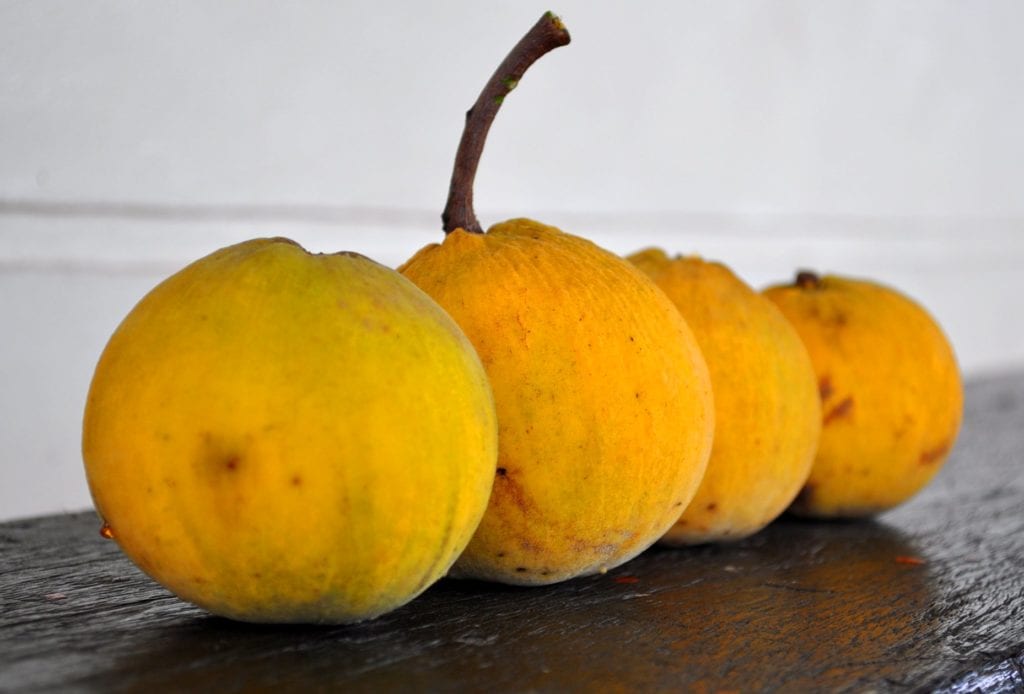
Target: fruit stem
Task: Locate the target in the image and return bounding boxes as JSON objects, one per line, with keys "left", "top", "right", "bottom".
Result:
{"left": 441, "top": 12, "right": 571, "bottom": 234}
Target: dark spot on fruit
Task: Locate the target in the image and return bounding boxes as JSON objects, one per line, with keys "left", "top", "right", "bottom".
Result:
{"left": 706, "top": 502, "right": 718, "bottom": 512}
{"left": 291, "top": 475, "right": 302, "bottom": 486}
{"left": 674, "top": 501, "right": 684, "bottom": 508}
{"left": 252, "top": 572, "right": 263, "bottom": 579}
{"left": 541, "top": 569, "right": 551, "bottom": 576}
{"left": 919, "top": 440, "right": 952, "bottom": 466}
{"left": 496, "top": 552, "right": 506, "bottom": 558}
{"left": 635, "top": 392, "right": 641, "bottom": 399}
{"left": 833, "top": 312, "right": 848, "bottom": 327}
{"left": 224, "top": 456, "right": 240, "bottom": 471}
{"left": 823, "top": 397, "right": 854, "bottom": 426}
{"left": 515, "top": 567, "right": 528, "bottom": 573}
{"left": 629, "top": 335, "right": 635, "bottom": 342}
{"left": 818, "top": 376, "right": 834, "bottom": 402}
{"left": 496, "top": 467, "right": 507, "bottom": 477}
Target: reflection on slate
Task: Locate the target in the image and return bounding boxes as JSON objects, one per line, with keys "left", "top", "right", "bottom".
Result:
{"left": 1, "top": 373, "right": 1022, "bottom": 692}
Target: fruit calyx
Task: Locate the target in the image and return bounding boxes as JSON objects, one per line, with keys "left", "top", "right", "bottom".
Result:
{"left": 796, "top": 270, "right": 823, "bottom": 290}
{"left": 441, "top": 12, "right": 571, "bottom": 235}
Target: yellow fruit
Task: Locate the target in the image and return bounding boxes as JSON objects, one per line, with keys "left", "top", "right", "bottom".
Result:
{"left": 763, "top": 272, "right": 962, "bottom": 518}
{"left": 396, "top": 14, "right": 710, "bottom": 583}
{"left": 82, "top": 238, "right": 497, "bottom": 623}
{"left": 400, "top": 221, "right": 714, "bottom": 584}
{"left": 629, "top": 249, "right": 820, "bottom": 543}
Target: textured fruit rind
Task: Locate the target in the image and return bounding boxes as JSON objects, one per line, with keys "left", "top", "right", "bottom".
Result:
{"left": 630, "top": 249, "right": 820, "bottom": 543}
{"left": 83, "top": 238, "right": 498, "bottom": 623}
{"left": 400, "top": 220, "right": 714, "bottom": 584}
{"left": 763, "top": 274, "right": 963, "bottom": 517}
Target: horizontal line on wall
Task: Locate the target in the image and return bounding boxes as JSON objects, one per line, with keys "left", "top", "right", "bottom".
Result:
{"left": 2, "top": 197, "right": 1023, "bottom": 238}
{"left": 0, "top": 198, "right": 436, "bottom": 227}
{"left": 0, "top": 258, "right": 183, "bottom": 276}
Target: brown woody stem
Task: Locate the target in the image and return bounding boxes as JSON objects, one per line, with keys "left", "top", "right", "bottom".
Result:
{"left": 441, "top": 12, "right": 571, "bottom": 234}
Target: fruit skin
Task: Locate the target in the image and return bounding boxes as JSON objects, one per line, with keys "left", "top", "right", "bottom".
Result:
{"left": 82, "top": 238, "right": 498, "bottom": 623}
{"left": 629, "top": 250, "right": 820, "bottom": 543}
{"left": 763, "top": 273, "right": 962, "bottom": 518}
{"left": 399, "top": 219, "right": 714, "bottom": 585}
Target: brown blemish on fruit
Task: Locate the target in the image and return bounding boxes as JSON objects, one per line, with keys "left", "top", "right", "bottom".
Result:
{"left": 893, "top": 415, "right": 916, "bottom": 441}
{"left": 496, "top": 467, "right": 507, "bottom": 477}
{"left": 515, "top": 567, "right": 528, "bottom": 573}
{"left": 495, "top": 468, "right": 531, "bottom": 512}
{"left": 291, "top": 475, "right": 303, "bottom": 486}
{"left": 706, "top": 502, "right": 718, "bottom": 512}
{"left": 919, "top": 440, "right": 952, "bottom": 466}
{"left": 818, "top": 376, "right": 834, "bottom": 402}
{"left": 823, "top": 396, "right": 854, "bottom": 425}
{"left": 224, "top": 456, "right": 240, "bottom": 471}
{"left": 519, "top": 538, "right": 541, "bottom": 553}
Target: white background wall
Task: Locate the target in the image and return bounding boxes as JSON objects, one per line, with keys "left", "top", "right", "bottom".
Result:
{"left": 2, "top": 1, "right": 1022, "bottom": 521}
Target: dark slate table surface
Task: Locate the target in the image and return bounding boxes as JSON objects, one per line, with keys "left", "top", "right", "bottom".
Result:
{"left": 2, "top": 372, "right": 1023, "bottom": 693}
